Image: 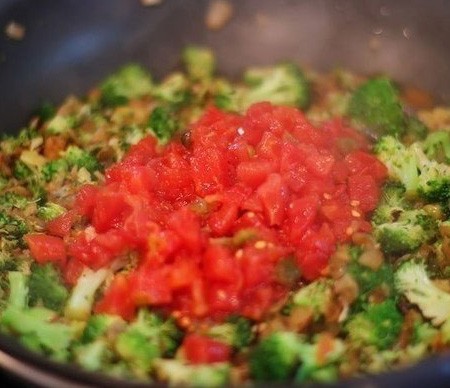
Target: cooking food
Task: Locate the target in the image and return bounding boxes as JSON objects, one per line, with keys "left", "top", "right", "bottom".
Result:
{"left": 0, "top": 46, "right": 449, "bottom": 386}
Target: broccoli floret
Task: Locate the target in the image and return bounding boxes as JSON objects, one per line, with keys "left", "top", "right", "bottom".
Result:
{"left": 115, "top": 309, "right": 182, "bottom": 377}
{"left": 100, "top": 64, "right": 153, "bottom": 107}
{"left": 155, "top": 359, "right": 230, "bottom": 387}
{"left": 395, "top": 260, "right": 450, "bottom": 326}
{"left": 346, "top": 299, "right": 403, "bottom": 350}
{"left": 346, "top": 246, "right": 395, "bottom": 307}
{"left": 375, "top": 135, "right": 450, "bottom": 202}
{"left": 63, "top": 146, "right": 101, "bottom": 174}
{"left": 46, "top": 115, "right": 77, "bottom": 135}
{"left": 153, "top": 72, "right": 191, "bottom": 106}
{"left": 212, "top": 78, "right": 243, "bottom": 112}
{"left": 374, "top": 209, "right": 438, "bottom": 256}
{"left": 0, "top": 271, "right": 75, "bottom": 361}
{"left": 249, "top": 331, "right": 300, "bottom": 381}
{"left": 74, "top": 339, "right": 114, "bottom": 372}
{"left": 291, "top": 279, "right": 333, "bottom": 320}
{"left": 80, "top": 314, "right": 126, "bottom": 343}
{"left": 295, "top": 334, "right": 345, "bottom": 383}
{"left": 348, "top": 77, "right": 405, "bottom": 137}
{"left": 13, "top": 160, "right": 33, "bottom": 181}
{"left": 404, "top": 116, "right": 428, "bottom": 142}
{"left": 64, "top": 267, "right": 111, "bottom": 320}
{"left": 0, "top": 212, "right": 28, "bottom": 241}
{"left": 41, "top": 158, "right": 69, "bottom": 182}
{"left": 207, "top": 316, "right": 254, "bottom": 350}
{"left": 1, "top": 127, "right": 40, "bottom": 154}
{"left": 371, "top": 182, "right": 409, "bottom": 225}
{"left": 148, "top": 107, "right": 178, "bottom": 142}
{"left": 28, "top": 263, "right": 69, "bottom": 312}
{"left": 242, "top": 63, "right": 310, "bottom": 109}
{"left": 34, "top": 102, "right": 56, "bottom": 122}
{"left": 36, "top": 202, "right": 66, "bottom": 221}
{"left": 422, "top": 130, "right": 450, "bottom": 164}
{"left": 182, "top": 46, "right": 216, "bottom": 81}
{"left": 0, "top": 192, "right": 29, "bottom": 210}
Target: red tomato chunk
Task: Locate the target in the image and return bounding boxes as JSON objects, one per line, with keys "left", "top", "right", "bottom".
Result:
{"left": 59, "top": 103, "right": 386, "bottom": 321}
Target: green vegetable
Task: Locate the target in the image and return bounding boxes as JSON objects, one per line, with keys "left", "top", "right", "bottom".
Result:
{"left": 375, "top": 135, "right": 450, "bottom": 203}
{"left": 148, "top": 107, "right": 178, "bottom": 142}
{"left": 28, "top": 263, "right": 69, "bottom": 312}
{"left": 422, "top": 130, "right": 450, "bottom": 164}
{"left": 250, "top": 331, "right": 300, "bottom": 381}
{"left": 208, "top": 315, "right": 254, "bottom": 350}
{"left": 242, "top": 63, "right": 310, "bottom": 109}
{"left": 36, "top": 202, "right": 66, "bottom": 221}
{"left": 395, "top": 260, "right": 450, "bottom": 326}
{"left": 64, "top": 146, "right": 101, "bottom": 174}
{"left": 0, "top": 192, "right": 29, "bottom": 210}
{"left": 153, "top": 72, "right": 191, "bottom": 106}
{"left": 291, "top": 279, "right": 333, "bottom": 320}
{"left": 0, "top": 212, "right": 28, "bottom": 241}
{"left": 182, "top": 46, "right": 216, "bottom": 81}
{"left": 348, "top": 77, "right": 405, "bottom": 137}
{"left": 346, "top": 299, "right": 403, "bottom": 350}
{"left": 101, "top": 64, "right": 153, "bottom": 107}
{"left": 155, "top": 359, "right": 230, "bottom": 387}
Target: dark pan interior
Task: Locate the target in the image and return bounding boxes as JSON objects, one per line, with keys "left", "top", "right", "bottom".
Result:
{"left": 1, "top": 0, "right": 450, "bottom": 386}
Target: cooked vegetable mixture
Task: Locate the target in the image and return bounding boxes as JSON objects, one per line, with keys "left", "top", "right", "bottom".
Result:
{"left": 1, "top": 46, "right": 450, "bottom": 385}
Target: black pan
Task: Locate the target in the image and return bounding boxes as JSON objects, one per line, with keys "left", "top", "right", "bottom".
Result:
{"left": 1, "top": 0, "right": 450, "bottom": 386}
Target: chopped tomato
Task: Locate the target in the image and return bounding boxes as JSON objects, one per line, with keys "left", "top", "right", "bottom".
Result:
{"left": 46, "top": 210, "right": 75, "bottom": 237}
{"left": 25, "top": 233, "right": 67, "bottom": 264}
{"left": 64, "top": 102, "right": 385, "bottom": 321}
{"left": 182, "top": 334, "right": 231, "bottom": 364}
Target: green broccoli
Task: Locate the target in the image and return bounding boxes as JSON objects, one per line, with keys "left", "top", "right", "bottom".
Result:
{"left": 182, "top": 46, "right": 216, "bottom": 81}
{"left": 80, "top": 314, "right": 127, "bottom": 343}
{"left": 155, "top": 359, "right": 230, "bottom": 387}
{"left": 13, "top": 160, "right": 33, "bottom": 181}
{"left": 74, "top": 340, "right": 115, "bottom": 372}
{"left": 291, "top": 279, "right": 333, "bottom": 320}
{"left": 346, "top": 245, "right": 395, "bottom": 307}
{"left": 371, "top": 182, "right": 409, "bottom": 225}
{"left": 207, "top": 315, "right": 254, "bottom": 350}
{"left": 34, "top": 102, "right": 56, "bottom": 122}
{"left": 242, "top": 63, "right": 310, "bottom": 109}
{"left": 375, "top": 135, "right": 450, "bottom": 202}
{"left": 153, "top": 72, "right": 191, "bottom": 106}
{"left": 395, "top": 260, "right": 450, "bottom": 326}
{"left": 249, "top": 331, "right": 300, "bottom": 381}
{"left": 36, "top": 202, "right": 66, "bottom": 221}
{"left": 41, "top": 158, "right": 69, "bottom": 182}
{"left": 64, "top": 267, "right": 111, "bottom": 320}
{"left": 422, "top": 130, "right": 450, "bottom": 164}
{"left": 374, "top": 209, "right": 438, "bottom": 256}
{"left": 0, "top": 192, "right": 29, "bottom": 210}
{"left": 348, "top": 77, "right": 405, "bottom": 137}
{"left": 148, "top": 106, "right": 178, "bottom": 142}
{"left": 46, "top": 114, "right": 77, "bottom": 135}
{"left": 295, "top": 335, "right": 345, "bottom": 383}
{"left": 346, "top": 299, "right": 403, "bottom": 350}
{"left": 212, "top": 78, "right": 243, "bottom": 112}
{"left": 404, "top": 116, "right": 428, "bottom": 142}
{"left": 1, "top": 127, "right": 40, "bottom": 154}
{"left": 0, "top": 212, "right": 28, "bottom": 241}
{"left": 28, "top": 263, "right": 69, "bottom": 312}
{"left": 0, "top": 272, "right": 76, "bottom": 361}
{"left": 101, "top": 64, "right": 153, "bottom": 107}
{"left": 115, "top": 309, "right": 183, "bottom": 377}
{"left": 63, "top": 146, "right": 101, "bottom": 174}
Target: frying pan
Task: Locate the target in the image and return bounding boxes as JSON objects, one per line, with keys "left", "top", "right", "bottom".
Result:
{"left": 1, "top": 0, "right": 450, "bottom": 386}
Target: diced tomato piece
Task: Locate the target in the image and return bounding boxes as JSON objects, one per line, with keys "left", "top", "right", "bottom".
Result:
{"left": 348, "top": 174, "right": 381, "bottom": 212}
{"left": 287, "top": 194, "right": 320, "bottom": 243}
{"left": 131, "top": 266, "right": 172, "bottom": 306}
{"left": 203, "top": 244, "right": 240, "bottom": 283}
{"left": 95, "top": 274, "right": 135, "bottom": 320}
{"left": 183, "top": 334, "right": 231, "bottom": 364}
{"left": 257, "top": 173, "right": 288, "bottom": 226}
{"left": 74, "top": 184, "right": 99, "bottom": 218}
{"left": 46, "top": 210, "right": 75, "bottom": 237}
{"left": 25, "top": 233, "right": 66, "bottom": 264}
{"left": 208, "top": 202, "right": 239, "bottom": 236}
{"left": 63, "top": 258, "right": 85, "bottom": 286}
{"left": 236, "top": 159, "right": 276, "bottom": 188}
{"left": 167, "top": 207, "right": 204, "bottom": 252}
